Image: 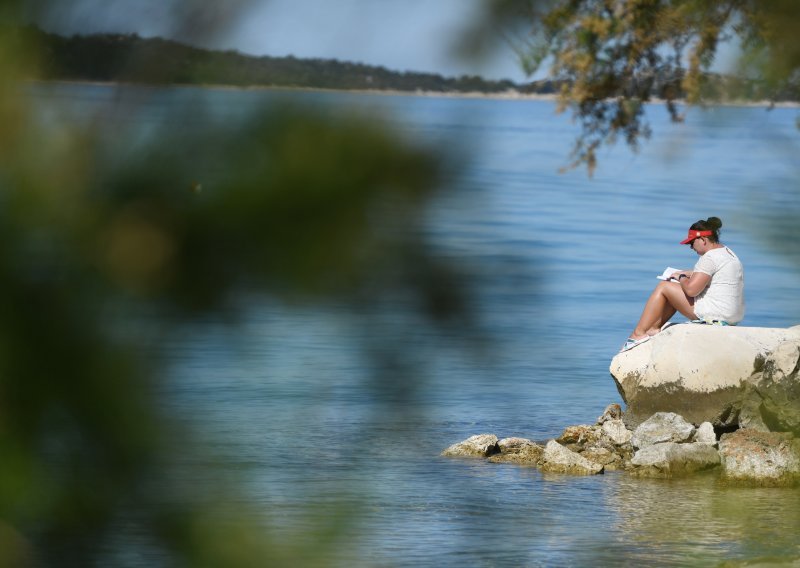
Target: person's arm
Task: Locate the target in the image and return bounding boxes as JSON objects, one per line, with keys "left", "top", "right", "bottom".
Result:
{"left": 680, "top": 271, "right": 710, "bottom": 297}
{"left": 670, "top": 270, "right": 693, "bottom": 281}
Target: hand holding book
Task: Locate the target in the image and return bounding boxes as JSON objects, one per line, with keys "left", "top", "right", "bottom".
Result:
{"left": 656, "top": 267, "right": 681, "bottom": 281}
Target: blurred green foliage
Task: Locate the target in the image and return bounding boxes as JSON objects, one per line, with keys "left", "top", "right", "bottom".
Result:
{"left": 0, "top": 2, "right": 467, "bottom": 566}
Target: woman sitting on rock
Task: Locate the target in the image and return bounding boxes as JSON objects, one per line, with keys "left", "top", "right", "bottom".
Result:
{"left": 620, "top": 217, "right": 745, "bottom": 352}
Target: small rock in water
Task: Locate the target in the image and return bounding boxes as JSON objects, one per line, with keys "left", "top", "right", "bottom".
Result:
{"left": 441, "top": 434, "right": 500, "bottom": 458}
{"left": 601, "top": 419, "right": 633, "bottom": 445}
{"left": 719, "top": 429, "right": 800, "bottom": 485}
{"left": 693, "top": 422, "right": 717, "bottom": 446}
{"left": 630, "top": 442, "right": 720, "bottom": 477}
{"left": 540, "top": 440, "right": 604, "bottom": 475}
{"left": 488, "top": 437, "right": 544, "bottom": 465}
{"left": 632, "top": 412, "right": 695, "bottom": 449}
{"left": 556, "top": 424, "right": 600, "bottom": 446}
{"left": 581, "top": 446, "right": 618, "bottom": 467}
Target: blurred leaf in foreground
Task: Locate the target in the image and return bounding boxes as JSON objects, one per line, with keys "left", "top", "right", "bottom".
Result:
{"left": 0, "top": 3, "right": 468, "bottom": 565}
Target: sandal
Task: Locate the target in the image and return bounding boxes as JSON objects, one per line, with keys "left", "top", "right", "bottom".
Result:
{"left": 619, "top": 335, "right": 651, "bottom": 353}
{"left": 691, "top": 318, "right": 731, "bottom": 326}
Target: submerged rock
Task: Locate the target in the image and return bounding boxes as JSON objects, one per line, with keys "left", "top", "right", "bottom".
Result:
{"left": 441, "top": 434, "right": 499, "bottom": 458}
{"left": 631, "top": 412, "right": 695, "bottom": 449}
{"left": 540, "top": 440, "right": 604, "bottom": 475}
{"left": 718, "top": 429, "right": 800, "bottom": 485}
{"left": 488, "top": 437, "right": 544, "bottom": 465}
{"left": 630, "top": 442, "right": 720, "bottom": 477}
{"left": 610, "top": 325, "right": 800, "bottom": 428}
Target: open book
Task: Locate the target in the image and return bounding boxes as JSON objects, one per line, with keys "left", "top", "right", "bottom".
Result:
{"left": 656, "top": 267, "right": 681, "bottom": 281}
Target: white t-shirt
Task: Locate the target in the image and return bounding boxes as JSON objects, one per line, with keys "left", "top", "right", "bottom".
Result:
{"left": 693, "top": 246, "right": 745, "bottom": 324}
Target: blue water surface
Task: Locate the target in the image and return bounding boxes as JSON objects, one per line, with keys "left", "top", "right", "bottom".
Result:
{"left": 30, "top": 83, "right": 800, "bottom": 566}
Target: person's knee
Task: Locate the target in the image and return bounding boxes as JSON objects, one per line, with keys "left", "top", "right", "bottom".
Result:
{"left": 655, "top": 280, "right": 673, "bottom": 294}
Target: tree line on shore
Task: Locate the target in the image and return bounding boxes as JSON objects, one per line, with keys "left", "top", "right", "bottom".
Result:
{"left": 14, "top": 25, "right": 542, "bottom": 94}
{"left": 15, "top": 24, "right": 795, "bottom": 102}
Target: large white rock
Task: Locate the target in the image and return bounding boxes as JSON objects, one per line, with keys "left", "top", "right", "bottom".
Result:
{"left": 610, "top": 324, "right": 800, "bottom": 428}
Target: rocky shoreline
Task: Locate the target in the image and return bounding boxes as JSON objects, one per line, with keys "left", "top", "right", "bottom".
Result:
{"left": 442, "top": 405, "right": 800, "bottom": 485}
{"left": 443, "top": 325, "right": 800, "bottom": 486}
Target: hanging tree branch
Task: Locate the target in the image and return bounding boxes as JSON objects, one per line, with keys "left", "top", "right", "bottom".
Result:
{"left": 487, "top": 0, "right": 800, "bottom": 174}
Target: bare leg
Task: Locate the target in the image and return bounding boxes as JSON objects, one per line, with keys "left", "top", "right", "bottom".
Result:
{"left": 644, "top": 304, "right": 677, "bottom": 336}
{"left": 631, "top": 281, "right": 696, "bottom": 339}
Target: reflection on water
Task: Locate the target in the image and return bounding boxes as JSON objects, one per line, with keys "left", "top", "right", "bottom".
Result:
{"left": 608, "top": 473, "right": 800, "bottom": 565}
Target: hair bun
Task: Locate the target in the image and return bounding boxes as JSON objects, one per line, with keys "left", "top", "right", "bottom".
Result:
{"left": 706, "top": 216, "right": 722, "bottom": 230}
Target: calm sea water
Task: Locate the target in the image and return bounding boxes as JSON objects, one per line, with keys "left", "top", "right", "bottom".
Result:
{"left": 31, "top": 84, "right": 800, "bottom": 566}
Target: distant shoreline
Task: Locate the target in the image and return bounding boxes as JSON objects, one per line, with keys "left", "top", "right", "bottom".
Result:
{"left": 21, "top": 28, "right": 800, "bottom": 109}
{"left": 33, "top": 79, "right": 800, "bottom": 108}
{"left": 33, "top": 79, "right": 560, "bottom": 102}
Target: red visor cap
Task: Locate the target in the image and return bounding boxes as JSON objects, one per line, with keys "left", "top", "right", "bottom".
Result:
{"left": 680, "top": 229, "right": 713, "bottom": 245}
